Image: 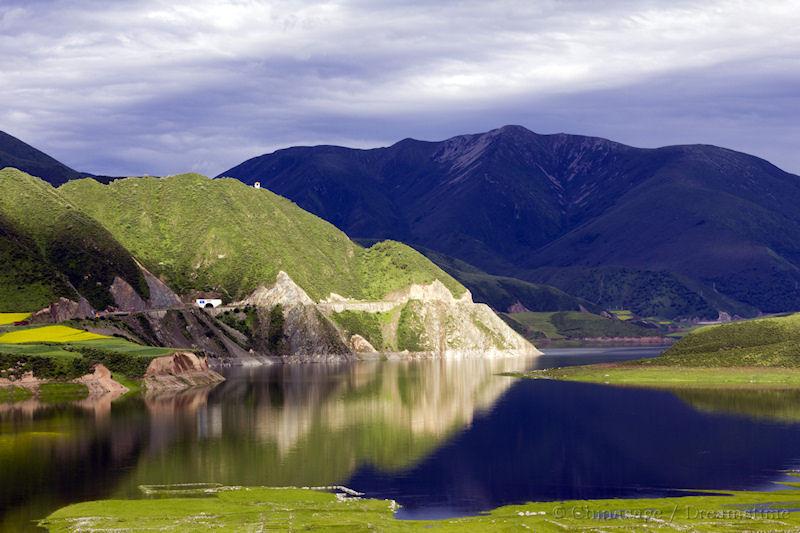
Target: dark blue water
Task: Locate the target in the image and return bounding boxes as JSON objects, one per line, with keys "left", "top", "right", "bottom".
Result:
{"left": 351, "top": 377, "right": 800, "bottom": 518}
{"left": 4, "top": 346, "right": 800, "bottom": 529}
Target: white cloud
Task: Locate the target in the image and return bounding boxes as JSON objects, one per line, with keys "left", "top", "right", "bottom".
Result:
{"left": 0, "top": 0, "right": 798, "bottom": 175}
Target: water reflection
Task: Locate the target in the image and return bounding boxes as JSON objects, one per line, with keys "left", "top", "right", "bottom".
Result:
{"left": 6, "top": 348, "right": 800, "bottom": 529}
{"left": 117, "top": 356, "right": 535, "bottom": 490}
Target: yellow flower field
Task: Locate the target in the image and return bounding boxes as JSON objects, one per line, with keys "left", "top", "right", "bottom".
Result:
{"left": 0, "top": 313, "right": 32, "bottom": 326}
{"left": 0, "top": 325, "right": 108, "bottom": 344}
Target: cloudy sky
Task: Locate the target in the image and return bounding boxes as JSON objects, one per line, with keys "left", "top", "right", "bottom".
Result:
{"left": 1, "top": 0, "right": 799, "bottom": 176}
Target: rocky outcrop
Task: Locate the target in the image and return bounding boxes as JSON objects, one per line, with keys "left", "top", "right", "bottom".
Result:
{"left": 240, "top": 273, "right": 539, "bottom": 360}
{"left": 110, "top": 276, "right": 148, "bottom": 312}
{"left": 143, "top": 352, "right": 225, "bottom": 392}
{"left": 237, "top": 272, "right": 352, "bottom": 360}
{"left": 141, "top": 265, "right": 183, "bottom": 309}
{"left": 0, "top": 364, "right": 128, "bottom": 399}
{"left": 349, "top": 334, "right": 376, "bottom": 353}
{"left": 74, "top": 364, "right": 129, "bottom": 396}
{"left": 30, "top": 297, "right": 94, "bottom": 323}
{"left": 239, "top": 271, "right": 314, "bottom": 307}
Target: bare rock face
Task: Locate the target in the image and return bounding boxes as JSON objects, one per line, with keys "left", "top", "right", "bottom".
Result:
{"left": 507, "top": 301, "right": 530, "bottom": 313}
{"left": 143, "top": 352, "right": 225, "bottom": 392}
{"left": 30, "top": 297, "right": 94, "bottom": 323}
{"left": 349, "top": 334, "right": 377, "bottom": 353}
{"left": 110, "top": 276, "right": 148, "bottom": 312}
{"left": 74, "top": 364, "right": 129, "bottom": 396}
{"left": 385, "top": 279, "right": 471, "bottom": 304}
{"left": 237, "top": 273, "right": 538, "bottom": 361}
{"left": 412, "top": 299, "right": 540, "bottom": 358}
{"left": 321, "top": 280, "right": 540, "bottom": 359}
{"left": 141, "top": 266, "right": 182, "bottom": 309}
{"left": 237, "top": 272, "right": 352, "bottom": 360}
{"left": 239, "top": 271, "right": 314, "bottom": 307}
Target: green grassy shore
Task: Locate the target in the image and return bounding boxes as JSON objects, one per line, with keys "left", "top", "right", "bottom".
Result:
{"left": 517, "top": 313, "right": 800, "bottom": 388}
{"left": 0, "top": 324, "right": 175, "bottom": 401}
{"left": 40, "top": 484, "right": 800, "bottom": 532}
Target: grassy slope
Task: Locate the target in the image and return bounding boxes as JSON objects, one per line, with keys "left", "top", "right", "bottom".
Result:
{"left": 653, "top": 313, "right": 800, "bottom": 367}
{"left": 41, "top": 485, "right": 800, "bottom": 532}
{"left": 528, "top": 151, "right": 800, "bottom": 315}
{"left": 0, "top": 326, "right": 173, "bottom": 391}
{"left": 0, "top": 210, "right": 75, "bottom": 311}
{"left": 523, "top": 314, "right": 800, "bottom": 387}
{"left": 503, "top": 311, "right": 657, "bottom": 340}
{"left": 522, "top": 265, "right": 758, "bottom": 320}
{"left": 417, "top": 247, "right": 602, "bottom": 313}
{"left": 60, "top": 174, "right": 464, "bottom": 302}
{"left": 0, "top": 168, "right": 148, "bottom": 311}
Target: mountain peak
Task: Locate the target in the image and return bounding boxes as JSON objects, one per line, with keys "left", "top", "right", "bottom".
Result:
{"left": 495, "top": 124, "right": 534, "bottom": 135}
{"left": 0, "top": 131, "right": 82, "bottom": 186}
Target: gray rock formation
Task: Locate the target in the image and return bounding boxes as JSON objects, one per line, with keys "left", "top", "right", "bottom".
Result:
{"left": 240, "top": 273, "right": 539, "bottom": 360}
{"left": 30, "top": 297, "right": 94, "bottom": 323}
{"left": 110, "top": 276, "right": 147, "bottom": 312}
{"left": 239, "top": 271, "right": 315, "bottom": 307}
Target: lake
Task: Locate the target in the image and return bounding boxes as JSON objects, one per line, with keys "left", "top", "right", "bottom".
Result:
{"left": 4, "top": 346, "right": 800, "bottom": 530}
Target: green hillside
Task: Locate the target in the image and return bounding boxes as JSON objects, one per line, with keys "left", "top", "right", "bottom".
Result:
{"left": 0, "top": 168, "right": 148, "bottom": 311}
{"left": 502, "top": 311, "right": 658, "bottom": 341}
{"left": 416, "top": 247, "right": 603, "bottom": 313}
{"left": 60, "top": 174, "right": 464, "bottom": 302}
{"left": 655, "top": 313, "right": 800, "bottom": 367}
{"left": 522, "top": 314, "right": 800, "bottom": 389}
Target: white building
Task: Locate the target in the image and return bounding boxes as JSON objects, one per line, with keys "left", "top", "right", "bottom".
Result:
{"left": 254, "top": 181, "right": 261, "bottom": 189}
{"left": 196, "top": 298, "right": 223, "bottom": 309}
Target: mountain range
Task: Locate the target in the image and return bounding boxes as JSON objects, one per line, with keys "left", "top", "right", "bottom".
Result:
{"left": 5, "top": 126, "right": 800, "bottom": 320}
{"left": 1, "top": 167, "right": 535, "bottom": 358}
{"left": 219, "top": 125, "right": 800, "bottom": 318}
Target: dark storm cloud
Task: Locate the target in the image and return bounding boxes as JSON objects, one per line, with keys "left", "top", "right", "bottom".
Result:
{"left": 1, "top": 0, "right": 798, "bottom": 176}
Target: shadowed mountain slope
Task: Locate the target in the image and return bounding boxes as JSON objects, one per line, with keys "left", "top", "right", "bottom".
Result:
{"left": 0, "top": 131, "right": 82, "bottom": 187}
{"left": 220, "top": 125, "right": 800, "bottom": 318}
{"left": 0, "top": 168, "right": 149, "bottom": 311}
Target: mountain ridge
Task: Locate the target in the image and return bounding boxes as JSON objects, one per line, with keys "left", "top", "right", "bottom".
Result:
{"left": 219, "top": 125, "right": 800, "bottom": 318}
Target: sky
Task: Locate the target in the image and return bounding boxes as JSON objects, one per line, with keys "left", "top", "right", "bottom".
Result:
{"left": 1, "top": 0, "right": 799, "bottom": 176}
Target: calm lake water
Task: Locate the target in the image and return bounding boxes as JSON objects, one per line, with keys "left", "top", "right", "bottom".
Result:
{"left": 5, "top": 346, "right": 800, "bottom": 529}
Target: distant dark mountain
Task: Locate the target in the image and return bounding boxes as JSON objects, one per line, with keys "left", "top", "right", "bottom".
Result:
{"left": 0, "top": 130, "right": 85, "bottom": 186}
{"left": 0, "top": 130, "right": 120, "bottom": 185}
{"left": 220, "top": 125, "right": 800, "bottom": 318}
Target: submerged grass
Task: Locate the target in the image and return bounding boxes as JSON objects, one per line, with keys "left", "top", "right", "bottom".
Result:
{"left": 38, "top": 383, "right": 89, "bottom": 403}
{"left": 0, "top": 386, "right": 32, "bottom": 402}
{"left": 40, "top": 485, "right": 800, "bottom": 532}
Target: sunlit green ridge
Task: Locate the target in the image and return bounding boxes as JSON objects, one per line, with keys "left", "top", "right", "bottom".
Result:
{"left": 59, "top": 174, "right": 465, "bottom": 302}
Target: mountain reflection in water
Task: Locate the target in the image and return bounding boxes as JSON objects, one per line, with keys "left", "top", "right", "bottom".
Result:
{"left": 5, "top": 348, "right": 800, "bottom": 528}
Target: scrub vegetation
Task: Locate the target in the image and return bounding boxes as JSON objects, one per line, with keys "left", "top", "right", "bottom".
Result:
{"left": 0, "top": 325, "right": 174, "bottom": 398}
